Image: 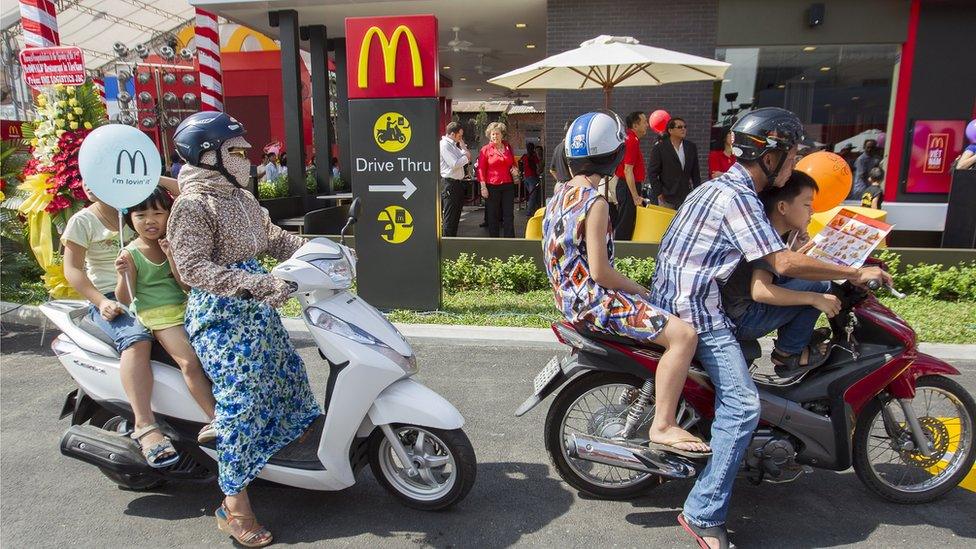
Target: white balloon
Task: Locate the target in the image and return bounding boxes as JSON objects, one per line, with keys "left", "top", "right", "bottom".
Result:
{"left": 78, "top": 124, "right": 161, "bottom": 210}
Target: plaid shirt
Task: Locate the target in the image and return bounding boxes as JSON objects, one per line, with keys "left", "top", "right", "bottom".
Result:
{"left": 650, "top": 163, "right": 785, "bottom": 333}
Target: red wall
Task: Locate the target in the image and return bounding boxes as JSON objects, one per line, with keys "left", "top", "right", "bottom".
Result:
{"left": 222, "top": 51, "right": 315, "bottom": 164}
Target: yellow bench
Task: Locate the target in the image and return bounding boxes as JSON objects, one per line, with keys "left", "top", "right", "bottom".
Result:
{"left": 525, "top": 204, "right": 676, "bottom": 243}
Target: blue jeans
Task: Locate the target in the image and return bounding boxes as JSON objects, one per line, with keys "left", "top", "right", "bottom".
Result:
{"left": 87, "top": 292, "right": 152, "bottom": 352}
{"left": 683, "top": 328, "right": 761, "bottom": 528}
{"left": 734, "top": 278, "right": 831, "bottom": 355}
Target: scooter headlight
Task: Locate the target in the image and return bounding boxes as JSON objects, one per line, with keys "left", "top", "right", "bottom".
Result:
{"left": 308, "top": 257, "right": 353, "bottom": 288}
{"left": 305, "top": 307, "right": 416, "bottom": 373}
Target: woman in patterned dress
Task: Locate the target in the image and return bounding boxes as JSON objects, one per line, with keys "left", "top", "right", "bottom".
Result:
{"left": 168, "top": 112, "right": 320, "bottom": 547}
{"left": 542, "top": 112, "right": 709, "bottom": 458}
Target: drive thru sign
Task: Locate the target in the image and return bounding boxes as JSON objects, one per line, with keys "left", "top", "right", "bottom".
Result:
{"left": 346, "top": 15, "right": 441, "bottom": 310}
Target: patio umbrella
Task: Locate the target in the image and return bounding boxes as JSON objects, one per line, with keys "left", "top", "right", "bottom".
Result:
{"left": 488, "top": 35, "right": 730, "bottom": 109}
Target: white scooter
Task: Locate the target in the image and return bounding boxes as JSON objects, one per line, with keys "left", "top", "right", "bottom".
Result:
{"left": 44, "top": 199, "right": 476, "bottom": 510}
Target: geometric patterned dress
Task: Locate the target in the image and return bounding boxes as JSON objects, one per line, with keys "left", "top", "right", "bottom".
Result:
{"left": 542, "top": 183, "right": 669, "bottom": 341}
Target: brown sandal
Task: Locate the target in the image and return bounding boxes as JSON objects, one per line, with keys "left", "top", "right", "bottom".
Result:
{"left": 215, "top": 502, "right": 273, "bottom": 547}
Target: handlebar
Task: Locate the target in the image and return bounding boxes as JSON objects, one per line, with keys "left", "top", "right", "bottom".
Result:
{"left": 864, "top": 279, "right": 905, "bottom": 299}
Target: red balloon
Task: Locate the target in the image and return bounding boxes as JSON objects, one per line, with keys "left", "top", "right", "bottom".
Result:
{"left": 648, "top": 110, "right": 670, "bottom": 134}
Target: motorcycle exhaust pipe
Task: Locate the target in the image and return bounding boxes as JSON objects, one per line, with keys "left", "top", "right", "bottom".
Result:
{"left": 567, "top": 433, "right": 698, "bottom": 479}
{"left": 60, "top": 425, "right": 156, "bottom": 475}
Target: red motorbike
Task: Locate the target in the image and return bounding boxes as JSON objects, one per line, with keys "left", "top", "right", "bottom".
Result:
{"left": 517, "top": 275, "right": 976, "bottom": 503}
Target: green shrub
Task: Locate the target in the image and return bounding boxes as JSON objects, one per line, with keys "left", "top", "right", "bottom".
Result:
{"left": 614, "top": 257, "right": 656, "bottom": 286}
{"left": 441, "top": 253, "right": 548, "bottom": 293}
{"left": 305, "top": 169, "right": 318, "bottom": 194}
{"left": 258, "top": 174, "right": 290, "bottom": 199}
{"left": 873, "top": 250, "right": 976, "bottom": 301}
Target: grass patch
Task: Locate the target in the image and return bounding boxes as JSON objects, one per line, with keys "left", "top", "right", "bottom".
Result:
{"left": 279, "top": 290, "right": 975, "bottom": 345}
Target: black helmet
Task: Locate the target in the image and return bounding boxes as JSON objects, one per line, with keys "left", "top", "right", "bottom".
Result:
{"left": 173, "top": 111, "right": 246, "bottom": 166}
{"left": 730, "top": 107, "right": 805, "bottom": 162}
{"left": 564, "top": 111, "right": 627, "bottom": 177}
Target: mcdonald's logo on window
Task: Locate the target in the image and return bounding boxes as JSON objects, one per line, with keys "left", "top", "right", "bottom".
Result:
{"left": 346, "top": 15, "right": 438, "bottom": 99}
{"left": 924, "top": 133, "right": 949, "bottom": 173}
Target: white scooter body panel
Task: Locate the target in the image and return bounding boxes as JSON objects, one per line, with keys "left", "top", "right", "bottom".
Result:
{"left": 367, "top": 378, "right": 465, "bottom": 429}
{"left": 53, "top": 335, "right": 210, "bottom": 422}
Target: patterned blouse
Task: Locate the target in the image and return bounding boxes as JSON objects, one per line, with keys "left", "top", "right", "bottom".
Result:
{"left": 543, "top": 184, "right": 667, "bottom": 340}
{"left": 167, "top": 164, "right": 306, "bottom": 307}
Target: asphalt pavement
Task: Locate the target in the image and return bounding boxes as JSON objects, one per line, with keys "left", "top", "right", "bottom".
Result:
{"left": 2, "top": 323, "right": 975, "bottom": 548}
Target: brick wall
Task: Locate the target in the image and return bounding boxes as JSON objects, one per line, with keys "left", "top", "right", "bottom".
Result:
{"left": 545, "top": 0, "right": 718, "bottom": 189}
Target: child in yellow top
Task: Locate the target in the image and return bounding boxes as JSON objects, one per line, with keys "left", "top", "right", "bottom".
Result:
{"left": 115, "top": 188, "right": 217, "bottom": 443}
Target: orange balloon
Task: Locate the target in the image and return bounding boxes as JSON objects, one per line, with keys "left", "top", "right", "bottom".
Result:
{"left": 795, "top": 151, "right": 852, "bottom": 212}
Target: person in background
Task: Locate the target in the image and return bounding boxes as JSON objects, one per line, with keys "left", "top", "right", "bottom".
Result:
{"left": 549, "top": 120, "right": 573, "bottom": 186}
{"left": 330, "top": 157, "right": 341, "bottom": 179}
{"left": 851, "top": 139, "right": 881, "bottom": 199}
{"left": 521, "top": 142, "right": 542, "bottom": 215}
{"left": 954, "top": 141, "right": 976, "bottom": 170}
{"left": 708, "top": 127, "right": 736, "bottom": 178}
{"left": 440, "top": 121, "right": 471, "bottom": 237}
{"left": 477, "top": 122, "right": 518, "bottom": 238}
{"left": 837, "top": 143, "right": 856, "bottom": 172}
{"left": 861, "top": 166, "right": 885, "bottom": 209}
{"left": 258, "top": 152, "right": 279, "bottom": 182}
{"left": 279, "top": 153, "right": 288, "bottom": 178}
{"left": 170, "top": 154, "right": 184, "bottom": 179}
{"left": 649, "top": 116, "right": 701, "bottom": 209}
{"left": 613, "top": 111, "right": 649, "bottom": 241}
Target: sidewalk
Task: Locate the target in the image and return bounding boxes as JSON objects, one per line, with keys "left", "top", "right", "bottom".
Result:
{"left": 6, "top": 301, "right": 973, "bottom": 361}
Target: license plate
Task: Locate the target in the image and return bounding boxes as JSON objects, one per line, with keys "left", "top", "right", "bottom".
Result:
{"left": 533, "top": 356, "right": 561, "bottom": 396}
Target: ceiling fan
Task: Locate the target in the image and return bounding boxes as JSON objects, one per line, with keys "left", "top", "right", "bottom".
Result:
{"left": 473, "top": 55, "right": 493, "bottom": 75}
{"left": 440, "top": 27, "right": 491, "bottom": 54}
{"left": 489, "top": 89, "right": 533, "bottom": 105}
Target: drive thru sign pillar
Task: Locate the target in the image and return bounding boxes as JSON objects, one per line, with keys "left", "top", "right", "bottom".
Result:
{"left": 345, "top": 15, "right": 441, "bottom": 310}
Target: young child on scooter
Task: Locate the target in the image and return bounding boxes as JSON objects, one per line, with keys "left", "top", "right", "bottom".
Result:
{"left": 720, "top": 172, "right": 842, "bottom": 377}
{"left": 115, "top": 187, "right": 217, "bottom": 444}
{"left": 543, "top": 112, "right": 709, "bottom": 458}
{"left": 62, "top": 179, "right": 186, "bottom": 468}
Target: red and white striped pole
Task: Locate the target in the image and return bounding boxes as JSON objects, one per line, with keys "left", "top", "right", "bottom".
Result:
{"left": 194, "top": 8, "right": 223, "bottom": 112}
{"left": 92, "top": 76, "right": 107, "bottom": 106}
{"left": 19, "top": 0, "right": 60, "bottom": 48}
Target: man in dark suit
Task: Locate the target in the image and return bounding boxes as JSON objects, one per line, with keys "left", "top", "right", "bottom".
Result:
{"left": 648, "top": 117, "right": 702, "bottom": 209}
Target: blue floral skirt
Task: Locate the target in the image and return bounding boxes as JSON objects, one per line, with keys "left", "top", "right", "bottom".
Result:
{"left": 185, "top": 258, "right": 321, "bottom": 495}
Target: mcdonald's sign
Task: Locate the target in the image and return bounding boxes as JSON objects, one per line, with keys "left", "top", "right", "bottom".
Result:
{"left": 346, "top": 15, "right": 438, "bottom": 99}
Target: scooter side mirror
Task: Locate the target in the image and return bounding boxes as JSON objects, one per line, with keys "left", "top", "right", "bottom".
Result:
{"left": 349, "top": 197, "right": 363, "bottom": 222}
{"left": 339, "top": 197, "right": 362, "bottom": 245}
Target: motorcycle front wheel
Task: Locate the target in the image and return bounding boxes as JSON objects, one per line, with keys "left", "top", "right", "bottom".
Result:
{"left": 368, "top": 425, "right": 476, "bottom": 511}
{"left": 853, "top": 375, "right": 976, "bottom": 503}
{"left": 545, "top": 371, "right": 687, "bottom": 499}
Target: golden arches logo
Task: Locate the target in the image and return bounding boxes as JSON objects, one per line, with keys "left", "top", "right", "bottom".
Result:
{"left": 357, "top": 25, "right": 423, "bottom": 89}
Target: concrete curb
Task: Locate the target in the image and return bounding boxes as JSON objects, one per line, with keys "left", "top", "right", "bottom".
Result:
{"left": 4, "top": 301, "right": 975, "bottom": 360}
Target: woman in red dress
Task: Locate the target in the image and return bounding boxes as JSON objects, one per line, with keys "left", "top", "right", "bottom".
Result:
{"left": 709, "top": 127, "right": 736, "bottom": 179}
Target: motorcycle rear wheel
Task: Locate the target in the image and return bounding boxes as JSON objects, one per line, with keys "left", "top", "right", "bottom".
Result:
{"left": 545, "top": 371, "right": 672, "bottom": 499}
{"left": 368, "top": 425, "right": 476, "bottom": 511}
{"left": 853, "top": 375, "right": 976, "bottom": 503}
{"left": 89, "top": 410, "right": 166, "bottom": 491}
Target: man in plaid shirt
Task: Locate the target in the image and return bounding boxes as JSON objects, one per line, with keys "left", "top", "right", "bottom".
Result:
{"left": 654, "top": 108, "right": 891, "bottom": 549}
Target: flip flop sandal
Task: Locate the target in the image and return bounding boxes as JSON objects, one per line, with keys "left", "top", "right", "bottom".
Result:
{"left": 216, "top": 502, "right": 274, "bottom": 548}
{"left": 197, "top": 422, "right": 217, "bottom": 444}
{"left": 678, "top": 513, "right": 736, "bottom": 549}
{"left": 810, "top": 327, "right": 832, "bottom": 346}
{"left": 131, "top": 423, "right": 180, "bottom": 469}
{"left": 647, "top": 437, "right": 713, "bottom": 459}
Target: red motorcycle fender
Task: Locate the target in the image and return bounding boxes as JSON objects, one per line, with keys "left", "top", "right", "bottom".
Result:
{"left": 873, "top": 353, "right": 960, "bottom": 402}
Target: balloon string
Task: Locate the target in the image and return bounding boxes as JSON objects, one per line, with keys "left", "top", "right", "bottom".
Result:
{"left": 118, "top": 210, "right": 134, "bottom": 315}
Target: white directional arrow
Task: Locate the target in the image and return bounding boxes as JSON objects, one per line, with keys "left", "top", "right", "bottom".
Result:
{"left": 369, "top": 177, "right": 417, "bottom": 200}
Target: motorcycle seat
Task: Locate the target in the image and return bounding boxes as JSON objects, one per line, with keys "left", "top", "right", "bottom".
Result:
{"left": 572, "top": 323, "right": 666, "bottom": 354}
{"left": 77, "top": 316, "right": 181, "bottom": 370}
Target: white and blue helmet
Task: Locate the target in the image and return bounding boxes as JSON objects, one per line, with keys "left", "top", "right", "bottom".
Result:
{"left": 565, "top": 111, "right": 627, "bottom": 177}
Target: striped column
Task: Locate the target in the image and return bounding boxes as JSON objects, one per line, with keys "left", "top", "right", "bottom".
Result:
{"left": 194, "top": 8, "right": 223, "bottom": 112}
{"left": 91, "top": 76, "right": 107, "bottom": 107}
{"left": 19, "top": 0, "right": 60, "bottom": 48}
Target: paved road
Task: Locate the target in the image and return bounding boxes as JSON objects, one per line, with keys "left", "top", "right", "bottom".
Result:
{"left": 2, "top": 323, "right": 975, "bottom": 548}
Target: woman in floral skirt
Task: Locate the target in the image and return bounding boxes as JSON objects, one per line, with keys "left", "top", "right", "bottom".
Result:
{"left": 168, "top": 112, "right": 320, "bottom": 547}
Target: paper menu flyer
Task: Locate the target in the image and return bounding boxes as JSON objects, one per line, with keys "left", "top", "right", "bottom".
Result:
{"left": 806, "top": 209, "right": 893, "bottom": 268}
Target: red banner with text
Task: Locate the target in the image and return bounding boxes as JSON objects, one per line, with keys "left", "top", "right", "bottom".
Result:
{"left": 19, "top": 46, "right": 86, "bottom": 89}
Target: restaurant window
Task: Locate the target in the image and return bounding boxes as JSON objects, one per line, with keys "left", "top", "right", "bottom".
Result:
{"left": 714, "top": 45, "right": 899, "bottom": 150}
